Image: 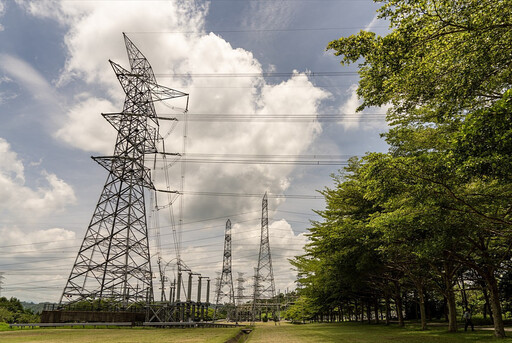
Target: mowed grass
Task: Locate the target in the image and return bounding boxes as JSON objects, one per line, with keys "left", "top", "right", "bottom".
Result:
{"left": 248, "top": 322, "right": 512, "bottom": 343}
{"left": 2, "top": 322, "right": 512, "bottom": 342}
{"left": 0, "top": 326, "right": 239, "bottom": 343}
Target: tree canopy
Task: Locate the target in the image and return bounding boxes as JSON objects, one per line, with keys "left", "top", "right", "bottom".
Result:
{"left": 327, "top": 0, "right": 512, "bottom": 121}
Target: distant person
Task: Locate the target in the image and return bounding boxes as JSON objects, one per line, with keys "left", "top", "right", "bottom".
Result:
{"left": 463, "top": 308, "right": 474, "bottom": 331}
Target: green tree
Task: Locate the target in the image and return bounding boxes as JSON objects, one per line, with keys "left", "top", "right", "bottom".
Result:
{"left": 361, "top": 152, "right": 464, "bottom": 331}
{"left": 284, "top": 296, "right": 318, "bottom": 323}
{"left": 327, "top": 0, "right": 512, "bottom": 338}
{"left": 292, "top": 159, "right": 390, "bottom": 324}
{"left": 327, "top": 0, "right": 512, "bottom": 121}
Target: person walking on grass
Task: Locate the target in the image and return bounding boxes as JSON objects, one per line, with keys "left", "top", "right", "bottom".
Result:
{"left": 463, "top": 308, "right": 474, "bottom": 332}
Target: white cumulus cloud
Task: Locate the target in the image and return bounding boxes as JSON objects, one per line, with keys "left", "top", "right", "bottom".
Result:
{"left": 0, "top": 138, "right": 77, "bottom": 302}
{"left": 0, "top": 137, "right": 76, "bottom": 223}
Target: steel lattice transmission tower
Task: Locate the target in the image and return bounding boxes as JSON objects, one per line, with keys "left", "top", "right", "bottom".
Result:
{"left": 252, "top": 192, "right": 277, "bottom": 320}
{"left": 236, "top": 272, "right": 246, "bottom": 306}
{"left": 214, "top": 219, "right": 236, "bottom": 320}
{"left": 60, "top": 34, "right": 188, "bottom": 308}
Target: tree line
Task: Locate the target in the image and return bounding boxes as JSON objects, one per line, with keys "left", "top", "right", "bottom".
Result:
{"left": 0, "top": 297, "right": 39, "bottom": 324}
{"left": 291, "top": 0, "right": 512, "bottom": 338}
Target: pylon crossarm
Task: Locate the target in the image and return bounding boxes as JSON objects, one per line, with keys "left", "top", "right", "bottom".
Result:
{"left": 149, "top": 83, "right": 189, "bottom": 102}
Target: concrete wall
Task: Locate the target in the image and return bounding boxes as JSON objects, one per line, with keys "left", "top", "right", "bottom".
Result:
{"left": 40, "top": 310, "right": 145, "bottom": 323}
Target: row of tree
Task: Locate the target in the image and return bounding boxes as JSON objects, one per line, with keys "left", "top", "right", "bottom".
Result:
{"left": 0, "top": 297, "right": 39, "bottom": 323}
{"left": 292, "top": 0, "right": 512, "bottom": 338}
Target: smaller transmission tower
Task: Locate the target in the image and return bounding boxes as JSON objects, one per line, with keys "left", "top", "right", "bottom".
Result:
{"left": 252, "top": 193, "right": 277, "bottom": 322}
{"left": 214, "top": 219, "right": 235, "bottom": 321}
{"left": 236, "top": 272, "right": 246, "bottom": 306}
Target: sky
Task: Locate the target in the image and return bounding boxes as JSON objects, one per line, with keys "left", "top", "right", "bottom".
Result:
{"left": 0, "top": 0, "right": 389, "bottom": 304}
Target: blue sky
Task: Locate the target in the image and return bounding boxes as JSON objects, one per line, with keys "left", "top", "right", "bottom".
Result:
{"left": 0, "top": 0, "right": 389, "bottom": 303}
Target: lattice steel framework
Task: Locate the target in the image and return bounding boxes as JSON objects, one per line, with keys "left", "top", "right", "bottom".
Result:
{"left": 236, "top": 272, "right": 246, "bottom": 306}
{"left": 214, "top": 219, "right": 236, "bottom": 320}
{"left": 60, "top": 34, "right": 188, "bottom": 308}
{"left": 252, "top": 193, "right": 277, "bottom": 319}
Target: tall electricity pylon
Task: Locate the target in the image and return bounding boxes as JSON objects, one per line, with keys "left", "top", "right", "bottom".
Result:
{"left": 60, "top": 34, "right": 188, "bottom": 308}
{"left": 252, "top": 193, "right": 276, "bottom": 321}
{"left": 214, "top": 219, "right": 235, "bottom": 320}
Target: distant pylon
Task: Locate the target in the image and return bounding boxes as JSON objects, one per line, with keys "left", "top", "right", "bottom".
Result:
{"left": 59, "top": 34, "right": 188, "bottom": 308}
{"left": 252, "top": 193, "right": 277, "bottom": 321}
{"left": 236, "top": 272, "right": 246, "bottom": 306}
{"left": 214, "top": 219, "right": 236, "bottom": 321}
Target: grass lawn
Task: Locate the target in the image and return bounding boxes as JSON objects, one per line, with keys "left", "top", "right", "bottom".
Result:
{"left": 248, "top": 322, "right": 512, "bottom": 343}
{"left": 0, "top": 326, "right": 240, "bottom": 343}
{"left": 2, "top": 322, "right": 512, "bottom": 342}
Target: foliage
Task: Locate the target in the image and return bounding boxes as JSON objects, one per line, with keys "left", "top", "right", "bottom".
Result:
{"left": 327, "top": 0, "right": 512, "bottom": 120}
{"left": 0, "top": 297, "right": 39, "bottom": 324}
{"left": 291, "top": 0, "right": 512, "bottom": 338}
{"left": 283, "top": 296, "right": 317, "bottom": 323}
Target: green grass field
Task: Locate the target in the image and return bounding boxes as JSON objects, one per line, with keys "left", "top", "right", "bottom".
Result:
{"left": 1, "top": 322, "right": 512, "bottom": 342}
{"left": 249, "top": 322, "right": 512, "bottom": 342}
{"left": 0, "top": 326, "right": 239, "bottom": 343}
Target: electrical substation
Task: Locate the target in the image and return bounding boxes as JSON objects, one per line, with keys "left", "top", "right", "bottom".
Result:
{"left": 41, "top": 34, "right": 279, "bottom": 326}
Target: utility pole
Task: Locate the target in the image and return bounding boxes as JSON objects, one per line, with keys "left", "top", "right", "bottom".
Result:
{"left": 214, "top": 219, "right": 235, "bottom": 321}
{"left": 59, "top": 34, "right": 188, "bottom": 308}
{"left": 252, "top": 193, "right": 277, "bottom": 322}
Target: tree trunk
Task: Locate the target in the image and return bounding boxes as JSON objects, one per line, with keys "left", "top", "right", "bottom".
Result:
{"left": 484, "top": 272, "right": 506, "bottom": 338}
{"left": 445, "top": 276, "right": 458, "bottom": 332}
{"left": 367, "top": 302, "right": 372, "bottom": 324}
{"left": 385, "top": 296, "right": 391, "bottom": 325}
{"left": 354, "top": 300, "right": 359, "bottom": 322}
{"left": 482, "top": 285, "right": 493, "bottom": 322}
{"left": 374, "top": 299, "right": 380, "bottom": 324}
{"left": 394, "top": 281, "right": 405, "bottom": 326}
{"left": 459, "top": 274, "right": 468, "bottom": 310}
{"left": 417, "top": 286, "right": 427, "bottom": 330}
{"left": 442, "top": 296, "right": 448, "bottom": 322}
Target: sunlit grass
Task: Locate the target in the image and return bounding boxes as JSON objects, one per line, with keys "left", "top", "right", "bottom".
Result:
{"left": 1, "top": 321, "right": 511, "bottom": 342}
{"left": 0, "top": 326, "right": 239, "bottom": 343}
{"left": 248, "top": 322, "right": 512, "bottom": 343}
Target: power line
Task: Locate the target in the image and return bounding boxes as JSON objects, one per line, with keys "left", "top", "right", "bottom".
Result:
{"left": 182, "top": 152, "right": 357, "bottom": 158}
{"left": 164, "top": 84, "right": 356, "bottom": 89}
{"left": 127, "top": 26, "right": 387, "bottom": 35}
{"left": 0, "top": 226, "right": 309, "bottom": 257}
{"left": 158, "top": 159, "right": 349, "bottom": 165}
{"left": 159, "top": 115, "right": 387, "bottom": 123}
{"left": 181, "top": 191, "right": 323, "bottom": 199}
{"left": 62, "top": 0, "right": 371, "bottom": 3}
{"left": 0, "top": 207, "right": 312, "bottom": 250}
{"left": 153, "top": 71, "right": 357, "bottom": 78}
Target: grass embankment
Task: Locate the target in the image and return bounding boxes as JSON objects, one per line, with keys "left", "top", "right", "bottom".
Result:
{"left": 248, "top": 322, "right": 512, "bottom": 343}
{"left": 0, "top": 326, "right": 239, "bottom": 343}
